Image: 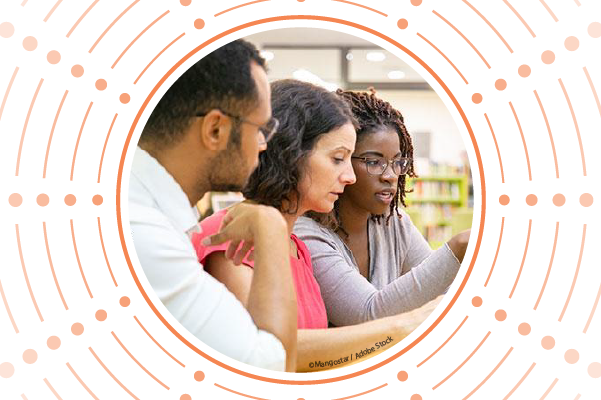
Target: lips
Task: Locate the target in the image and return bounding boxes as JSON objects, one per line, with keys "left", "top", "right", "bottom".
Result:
{"left": 375, "top": 188, "right": 396, "bottom": 204}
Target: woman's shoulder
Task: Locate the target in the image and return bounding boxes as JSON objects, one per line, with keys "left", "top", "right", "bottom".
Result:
{"left": 294, "top": 216, "right": 347, "bottom": 254}
{"left": 294, "top": 216, "right": 336, "bottom": 239}
{"left": 199, "top": 208, "right": 228, "bottom": 235}
{"left": 191, "top": 209, "right": 232, "bottom": 265}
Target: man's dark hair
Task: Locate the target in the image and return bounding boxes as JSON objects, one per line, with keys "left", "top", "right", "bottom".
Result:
{"left": 140, "top": 39, "right": 266, "bottom": 147}
{"left": 242, "top": 79, "right": 356, "bottom": 214}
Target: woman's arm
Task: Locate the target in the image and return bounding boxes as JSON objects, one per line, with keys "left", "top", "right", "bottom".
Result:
{"left": 202, "top": 205, "right": 297, "bottom": 372}
{"left": 207, "top": 252, "right": 442, "bottom": 372}
{"left": 295, "top": 220, "right": 460, "bottom": 327}
{"left": 297, "top": 297, "right": 441, "bottom": 372}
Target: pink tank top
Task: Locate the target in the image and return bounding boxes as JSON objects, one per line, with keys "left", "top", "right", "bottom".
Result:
{"left": 191, "top": 209, "right": 328, "bottom": 330}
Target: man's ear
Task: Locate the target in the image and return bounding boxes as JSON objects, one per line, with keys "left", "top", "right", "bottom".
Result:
{"left": 198, "top": 109, "right": 231, "bottom": 151}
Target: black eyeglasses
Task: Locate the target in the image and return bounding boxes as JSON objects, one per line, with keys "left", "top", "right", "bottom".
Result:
{"left": 196, "top": 109, "right": 279, "bottom": 144}
{"left": 351, "top": 156, "right": 412, "bottom": 176}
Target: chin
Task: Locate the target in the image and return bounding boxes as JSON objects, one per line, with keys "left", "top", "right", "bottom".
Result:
{"left": 314, "top": 201, "right": 336, "bottom": 213}
{"left": 369, "top": 204, "right": 390, "bottom": 216}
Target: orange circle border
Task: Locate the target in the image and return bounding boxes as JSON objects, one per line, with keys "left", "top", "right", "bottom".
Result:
{"left": 116, "top": 15, "right": 486, "bottom": 385}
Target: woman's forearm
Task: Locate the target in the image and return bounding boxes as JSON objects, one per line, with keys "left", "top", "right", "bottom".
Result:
{"left": 296, "top": 298, "right": 441, "bottom": 372}
{"left": 297, "top": 318, "right": 400, "bottom": 372}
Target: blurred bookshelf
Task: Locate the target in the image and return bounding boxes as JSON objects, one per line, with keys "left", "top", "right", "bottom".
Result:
{"left": 405, "top": 162, "right": 473, "bottom": 249}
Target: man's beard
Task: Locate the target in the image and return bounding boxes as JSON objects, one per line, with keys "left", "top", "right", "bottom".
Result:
{"left": 207, "top": 124, "right": 249, "bottom": 192}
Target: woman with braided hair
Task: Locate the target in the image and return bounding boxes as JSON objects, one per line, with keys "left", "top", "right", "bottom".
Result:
{"left": 294, "top": 89, "right": 470, "bottom": 327}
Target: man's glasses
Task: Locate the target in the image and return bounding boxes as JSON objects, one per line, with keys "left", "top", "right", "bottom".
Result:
{"left": 196, "top": 110, "right": 279, "bottom": 144}
{"left": 351, "top": 156, "right": 412, "bottom": 176}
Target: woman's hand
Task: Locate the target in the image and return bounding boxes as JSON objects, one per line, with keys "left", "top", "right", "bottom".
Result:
{"left": 201, "top": 202, "right": 287, "bottom": 265}
{"left": 446, "top": 229, "right": 471, "bottom": 263}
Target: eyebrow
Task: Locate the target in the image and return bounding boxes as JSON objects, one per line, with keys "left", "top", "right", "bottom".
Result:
{"left": 333, "top": 146, "right": 352, "bottom": 153}
{"left": 358, "top": 151, "right": 402, "bottom": 158}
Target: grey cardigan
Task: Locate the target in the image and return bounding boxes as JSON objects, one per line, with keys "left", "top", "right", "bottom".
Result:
{"left": 293, "top": 213, "right": 460, "bottom": 327}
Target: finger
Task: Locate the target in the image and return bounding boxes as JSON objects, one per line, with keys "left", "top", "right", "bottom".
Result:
{"left": 225, "top": 240, "right": 241, "bottom": 260}
{"left": 201, "top": 232, "right": 227, "bottom": 246}
{"left": 219, "top": 209, "right": 235, "bottom": 231}
{"left": 233, "top": 241, "right": 253, "bottom": 266}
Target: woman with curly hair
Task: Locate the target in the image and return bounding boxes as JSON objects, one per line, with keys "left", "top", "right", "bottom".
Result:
{"left": 294, "top": 89, "right": 470, "bottom": 327}
{"left": 194, "top": 80, "right": 440, "bottom": 371}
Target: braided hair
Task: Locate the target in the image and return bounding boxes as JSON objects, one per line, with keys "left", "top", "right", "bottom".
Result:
{"left": 307, "top": 89, "right": 416, "bottom": 235}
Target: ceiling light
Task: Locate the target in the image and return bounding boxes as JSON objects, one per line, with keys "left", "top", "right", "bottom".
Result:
{"left": 260, "top": 51, "right": 274, "bottom": 61}
{"left": 387, "top": 70, "right": 406, "bottom": 79}
{"left": 366, "top": 51, "right": 386, "bottom": 62}
{"left": 346, "top": 53, "right": 353, "bottom": 61}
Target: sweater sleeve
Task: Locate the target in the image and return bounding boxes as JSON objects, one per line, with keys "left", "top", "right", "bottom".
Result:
{"left": 294, "top": 217, "right": 460, "bottom": 327}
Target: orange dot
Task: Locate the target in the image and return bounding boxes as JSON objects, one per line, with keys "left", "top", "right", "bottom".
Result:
{"left": 47, "top": 336, "right": 61, "bottom": 350}
{"left": 472, "top": 296, "right": 482, "bottom": 307}
{"left": 9, "top": 193, "right": 22, "bottom": 207}
{"left": 526, "top": 194, "right": 538, "bottom": 206}
{"left": 22, "top": 349, "right": 38, "bottom": 364}
{"left": 120, "top": 296, "right": 131, "bottom": 307}
{"left": 397, "top": 19, "right": 409, "bottom": 29}
{"left": 411, "top": 0, "right": 422, "bottom": 5}
{"left": 71, "top": 323, "right": 84, "bottom": 336}
{"left": 22, "top": 36, "right": 38, "bottom": 51}
{"left": 589, "top": 22, "right": 601, "bottom": 38}
{"left": 564, "top": 349, "right": 579, "bottom": 364}
{"left": 552, "top": 194, "right": 565, "bottom": 206}
{"left": 588, "top": 362, "right": 601, "bottom": 378}
{"left": 120, "top": 93, "right": 130, "bottom": 104}
{"left": 95, "top": 79, "right": 107, "bottom": 91}
{"left": 180, "top": 0, "right": 191, "bottom": 5}
{"left": 518, "top": 323, "right": 531, "bottom": 336}
{"left": 499, "top": 194, "right": 510, "bottom": 205}
{"left": 495, "top": 79, "right": 507, "bottom": 91}
{"left": 37, "top": 193, "right": 49, "bottom": 206}
{"left": 580, "top": 193, "right": 593, "bottom": 207}
{"left": 541, "top": 335, "right": 555, "bottom": 350}
{"left": 297, "top": 0, "right": 306, "bottom": 2}
{"left": 180, "top": 395, "right": 191, "bottom": 400}
{"left": 495, "top": 309, "right": 507, "bottom": 321}
{"left": 0, "top": 362, "right": 14, "bottom": 378}
{"left": 397, "top": 370, "right": 408, "bottom": 381}
{"left": 564, "top": 36, "right": 579, "bottom": 51}
{"left": 47, "top": 50, "right": 61, "bottom": 64}
{"left": 71, "top": 64, "right": 84, "bottom": 77}
{"left": 518, "top": 64, "right": 531, "bottom": 77}
{"left": 95, "top": 309, "right": 107, "bottom": 321}
{"left": 194, "top": 371, "right": 205, "bottom": 381}
{"left": 64, "top": 194, "right": 76, "bottom": 206}
{"left": 411, "top": 395, "right": 422, "bottom": 400}
{"left": 92, "top": 194, "right": 103, "bottom": 205}
{"left": 472, "top": 93, "right": 482, "bottom": 104}
{"left": 194, "top": 19, "right": 205, "bottom": 29}
{"left": 541, "top": 50, "right": 555, "bottom": 65}
{"left": 0, "top": 22, "right": 15, "bottom": 38}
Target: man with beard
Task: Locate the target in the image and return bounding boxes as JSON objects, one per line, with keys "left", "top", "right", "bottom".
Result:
{"left": 128, "top": 40, "right": 297, "bottom": 371}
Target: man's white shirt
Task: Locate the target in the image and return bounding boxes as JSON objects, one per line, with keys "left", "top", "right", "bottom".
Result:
{"left": 128, "top": 147, "right": 285, "bottom": 370}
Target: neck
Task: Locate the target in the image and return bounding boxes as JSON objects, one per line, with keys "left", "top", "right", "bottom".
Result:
{"left": 337, "top": 197, "right": 370, "bottom": 237}
{"left": 282, "top": 210, "right": 301, "bottom": 237}
{"left": 142, "top": 143, "right": 209, "bottom": 206}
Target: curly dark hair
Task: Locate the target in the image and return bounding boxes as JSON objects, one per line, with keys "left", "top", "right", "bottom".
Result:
{"left": 140, "top": 39, "right": 266, "bottom": 148}
{"left": 242, "top": 79, "right": 356, "bottom": 214}
{"left": 309, "top": 89, "right": 416, "bottom": 234}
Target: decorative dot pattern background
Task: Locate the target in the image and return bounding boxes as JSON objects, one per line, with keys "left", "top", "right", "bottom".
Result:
{"left": 1, "top": 0, "right": 600, "bottom": 398}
